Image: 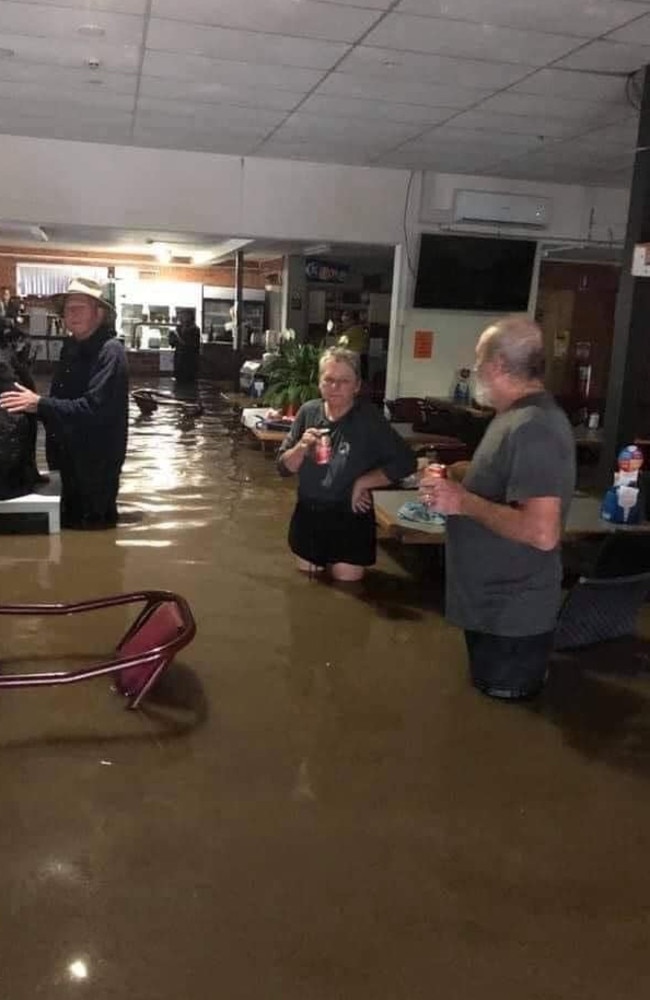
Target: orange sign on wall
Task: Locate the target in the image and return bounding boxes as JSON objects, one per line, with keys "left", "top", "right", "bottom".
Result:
{"left": 413, "top": 329, "right": 434, "bottom": 359}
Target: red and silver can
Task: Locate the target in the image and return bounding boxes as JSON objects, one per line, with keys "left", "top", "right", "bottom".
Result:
{"left": 420, "top": 462, "right": 447, "bottom": 517}
{"left": 315, "top": 431, "right": 332, "bottom": 465}
{"left": 423, "top": 462, "right": 447, "bottom": 482}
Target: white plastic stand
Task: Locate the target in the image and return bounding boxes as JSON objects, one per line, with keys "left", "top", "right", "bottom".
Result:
{"left": 0, "top": 491, "right": 61, "bottom": 533}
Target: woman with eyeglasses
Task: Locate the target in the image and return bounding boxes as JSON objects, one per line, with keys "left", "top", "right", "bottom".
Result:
{"left": 278, "top": 347, "right": 416, "bottom": 582}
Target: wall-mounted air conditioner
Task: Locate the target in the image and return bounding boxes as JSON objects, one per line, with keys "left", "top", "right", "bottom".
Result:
{"left": 453, "top": 190, "right": 551, "bottom": 229}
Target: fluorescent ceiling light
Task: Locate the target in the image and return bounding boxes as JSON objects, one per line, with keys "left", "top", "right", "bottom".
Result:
{"left": 192, "top": 238, "right": 253, "bottom": 266}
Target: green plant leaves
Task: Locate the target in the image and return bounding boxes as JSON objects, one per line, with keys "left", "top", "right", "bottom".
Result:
{"left": 263, "top": 341, "right": 321, "bottom": 410}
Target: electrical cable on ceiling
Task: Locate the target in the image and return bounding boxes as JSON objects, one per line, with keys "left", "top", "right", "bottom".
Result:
{"left": 403, "top": 171, "right": 417, "bottom": 278}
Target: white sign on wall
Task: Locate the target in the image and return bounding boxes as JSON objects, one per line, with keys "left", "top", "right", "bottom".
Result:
{"left": 632, "top": 243, "right": 650, "bottom": 277}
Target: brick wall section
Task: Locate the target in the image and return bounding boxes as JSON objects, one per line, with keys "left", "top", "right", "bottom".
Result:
{"left": 0, "top": 246, "right": 284, "bottom": 291}
{"left": 0, "top": 257, "right": 16, "bottom": 292}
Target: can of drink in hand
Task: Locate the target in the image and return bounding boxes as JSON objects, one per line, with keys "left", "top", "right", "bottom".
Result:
{"left": 425, "top": 463, "right": 447, "bottom": 481}
{"left": 315, "top": 430, "right": 332, "bottom": 465}
{"left": 420, "top": 462, "right": 447, "bottom": 524}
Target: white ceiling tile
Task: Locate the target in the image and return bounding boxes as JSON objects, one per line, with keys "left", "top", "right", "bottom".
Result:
{"left": 0, "top": 1, "right": 144, "bottom": 43}
{"left": 0, "top": 101, "right": 133, "bottom": 125}
{"left": 0, "top": 0, "right": 640, "bottom": 181}
{"left": 493, "top": 144, "right": 635, "bottom": 178}
{"left": 134, "top": 114, "right": 272, "bottom": 143}
{"left": 139, "top": 75, "right": 303, "bottom": 112}
{"left": 0, "top": 60, "right": 136, "bottom": 94}
{"left": 377, "top": 147, "right": 496, "bottom": 171}
{"left": 0, "top": 123, "right": 134, "bottom": 146}
{"left": 318, "top": 72, "right": 490, "bottom": 107}
{"left": 478, "top": 91, "right": 626, "bottom": 121}
{"left": 132, "top": 126, "right": 260, "bottom": 154}
{"left": 511, "top": 67, "right": 630, "bottom": 102}
{"left": 14, "top": 0, "right": 147, "bottom": 11}
{"left": 277, "top": 112, "right": 421, "bottom": 144}
{"left": 336, "top": 46, "right": 533, "bottom": 87}
{"left": 447, "top": 109, "right": 580, "bottom": 139}
{"left": 299, "top": 94, "right": 454, "bottom": 125}
{"left": 142, "top": 51, "right": 322, "bottom": 91}
{"left": 364, "top": 13, "right": 585, "bottom": 65}
{"left": 0, "top": 33, "right": 140, "bottom": 72}
{"left": 151, "top": 0, "right": 379, "bottom": 43}
{"left": 396, "top": 0, "right": 647, "bottom": 38}
{"left": 256, "top": 139, "right": 377, "bottom": 164}
{"left": 0, "top": 81, "right": 134, "bottom": 111}
{"left": 555, "top": 39, "right": 650, "bottom": 72}
{"left": 147, "top": 17, "right": 347, "bottom": 69}
{"left": 412, "top": 126, "right": 544, "bottom": 154}
{"left": 135, "top": 96, "right": 285, "bottom": 129}
{"left": 577, "top": 118, "right": 640, "bottom": 146}
{"left": 305, "top": 0, "right": 392, "bottom": 7}
{"left": 608, "top": 11, "right": 650, "bottom": 43}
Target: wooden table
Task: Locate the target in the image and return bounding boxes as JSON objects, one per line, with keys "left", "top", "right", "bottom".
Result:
{"left": 249, "top": 426, "right": 288, "bottom": 453}
{"left": 373, "top": 490, "right": 650, "bottom": 545}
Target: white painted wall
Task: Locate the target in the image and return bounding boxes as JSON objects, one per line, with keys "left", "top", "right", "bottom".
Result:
{"left": 420, "top": 171, "right": 630, "bottom": 243}
{"left": 0, "top": 134, "right": 633, "bottom": 401}
{"left": 394, "top": 309, "right": 495, "bottom": 400}
{"left": 384, "top": 170, "right": 630, "bottom": 400}
{"left": 0, "top": 135, "right": 409, "bottom": 245}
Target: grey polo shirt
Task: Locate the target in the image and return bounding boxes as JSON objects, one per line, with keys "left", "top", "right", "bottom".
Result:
{"left": 445, "top": 391, "right": 576, "bottom": 637}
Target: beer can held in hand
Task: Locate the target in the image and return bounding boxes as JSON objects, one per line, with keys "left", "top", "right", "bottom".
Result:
{"left": 420, "top": 462, "right": 447, "bottom": 524}
{"left": 421, "top": 462, "right": 447, "bottom": 485}
{"left": 315, "top": 431, "right": 332, "bottom": 465}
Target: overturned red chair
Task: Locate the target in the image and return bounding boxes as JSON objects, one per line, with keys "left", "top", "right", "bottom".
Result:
{"left": 0, "top": 590, "right": 196, "bottom": 709}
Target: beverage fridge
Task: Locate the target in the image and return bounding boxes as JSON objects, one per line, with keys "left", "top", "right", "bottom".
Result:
{"left": 202, "top": 287, "right": 265, "bottom": 344}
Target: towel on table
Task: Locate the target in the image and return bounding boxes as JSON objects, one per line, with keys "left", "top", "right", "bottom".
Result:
{"left": 397, "top": 500, "right": 445, "bottom": 525}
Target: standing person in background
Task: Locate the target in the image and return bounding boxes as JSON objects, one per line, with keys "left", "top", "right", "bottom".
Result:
{"left": 0, "top": 286, "right": 11, "bottom": 319}
{"left": 0, "top": 277, "right": 129, "bottom": 529}
{"left": 170, "top": 311, "right": 201, "bottom": 384}
{"left": 278, "top": 347, "right": 416, "bottom": 583}
{"left": 422, "top": 315, "right": 575, "bottom": 701}
{"left": 338, "top": 310, "right": 369, "bottom": 381}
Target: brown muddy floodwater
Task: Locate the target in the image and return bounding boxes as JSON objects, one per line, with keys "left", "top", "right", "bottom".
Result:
{"left": 1, "top": 378, "right": 650, "bottom": 1000}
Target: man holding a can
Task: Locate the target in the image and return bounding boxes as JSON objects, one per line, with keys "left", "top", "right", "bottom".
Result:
{"left": 421, "top": 315, "right": 575, "bottom": 701}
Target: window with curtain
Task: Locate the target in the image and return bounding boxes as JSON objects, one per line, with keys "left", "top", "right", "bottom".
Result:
{"left": 17, "top": 264, "right": 108, "bottom": 298}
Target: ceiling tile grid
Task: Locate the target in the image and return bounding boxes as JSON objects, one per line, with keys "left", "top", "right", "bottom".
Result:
{"left": 0, "top": 0, "right": 646, "bottom": 184}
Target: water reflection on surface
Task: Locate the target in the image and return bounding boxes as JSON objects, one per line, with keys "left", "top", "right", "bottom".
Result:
{"left": 2, "top": 380, "right": 650, "bottom": 999}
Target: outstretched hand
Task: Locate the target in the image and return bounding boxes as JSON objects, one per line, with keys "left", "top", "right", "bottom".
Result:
{"left": 0, "top": 382, "right": 40, "bottom": 414}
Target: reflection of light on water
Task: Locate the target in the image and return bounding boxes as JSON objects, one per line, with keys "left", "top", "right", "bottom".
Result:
{"left": 68, "top": 959, "right": 89, "bottom": 981}
{"left": 126, "top": 520, "right": 208, "bottom": 532}
{"left": 131, "top": 439, "right": 183, "bottom": 493}
{"left": 115, "top": 540, "right": 174, "bottom": 548}
{"left": 42, "top": 858, "right": 82, "bottom": 883}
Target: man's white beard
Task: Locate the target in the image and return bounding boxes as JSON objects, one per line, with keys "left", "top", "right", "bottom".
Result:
{"left": 473, "top": 376, "right": 493, "bottom": 408}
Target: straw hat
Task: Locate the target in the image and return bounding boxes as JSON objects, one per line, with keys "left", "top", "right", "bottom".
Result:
{"left": 54, "top": 277, "right": 115, "bottom": 313}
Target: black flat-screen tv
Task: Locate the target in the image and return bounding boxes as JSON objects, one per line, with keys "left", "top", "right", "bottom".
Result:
{"left": 413, "top": 234, "right": 536, "bottom": 311}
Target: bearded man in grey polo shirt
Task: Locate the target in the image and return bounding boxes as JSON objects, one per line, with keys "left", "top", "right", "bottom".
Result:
{"left": 423, "top": 315, "right": 575, "bottom": 701}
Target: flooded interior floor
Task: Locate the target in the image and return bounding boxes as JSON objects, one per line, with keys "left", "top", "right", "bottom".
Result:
{"left": 1, "top": 378, "right": 650, "bottom": 999}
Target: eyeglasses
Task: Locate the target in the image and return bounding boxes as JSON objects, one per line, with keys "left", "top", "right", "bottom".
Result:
{"left": 320, "top": 376, "right": 355, "bottom": 388}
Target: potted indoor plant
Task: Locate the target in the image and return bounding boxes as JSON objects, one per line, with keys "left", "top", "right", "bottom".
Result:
{"left": 263, "top": 337, "right": 321, "bottom": 416}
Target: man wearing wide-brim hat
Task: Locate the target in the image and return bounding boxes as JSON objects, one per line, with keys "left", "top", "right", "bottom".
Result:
{"left": 0, "top": 277, "right": 129, "bottom": 529}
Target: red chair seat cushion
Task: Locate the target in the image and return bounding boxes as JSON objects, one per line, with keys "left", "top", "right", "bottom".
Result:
{"left": 116, "top": 601, "right": 185, "bottom": 697}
